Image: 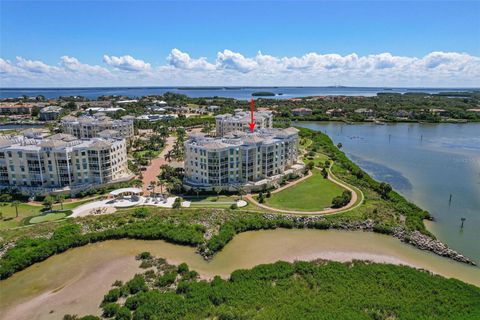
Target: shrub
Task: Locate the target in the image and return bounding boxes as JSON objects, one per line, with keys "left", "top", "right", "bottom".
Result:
{"left": 177, "top": 263, "right": 189, "bottom": 274}
{"left": 112, "top": 280, "right": 123, "bottom": 287}
{"left": 331, "top": 190, "right": 352, "bottom": 208}
{"left": 172, "top": 197, "right": 182, "bottom": 209}
{"left": 102, "top": 288, "right": 121, "bottom": 304}
{"left": 155, "top": 271, "right": 177, "bottom": 287}
{"left": 102, "top": 303, "right": 120, "bottom": 317}
{"left": 126, "top": 275, "right": 148, "bottom": 294}
{"left": 132, "top": 208, "right": 149, "bottom": 218}
{"left": 114, "top": 307, "right": 131, "bottom": 320}
{"left": 136, "top": 251, "right": 152, "bottom": 260}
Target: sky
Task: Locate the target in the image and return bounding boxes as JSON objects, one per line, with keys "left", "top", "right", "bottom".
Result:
{"left": 1, "top": 0, "right": 480, "bottom": 87}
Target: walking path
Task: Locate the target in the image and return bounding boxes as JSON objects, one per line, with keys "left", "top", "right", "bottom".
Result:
{"left": 141, "top": 136, "right": 179, "bottom": 195}
{"left": 246, "top": 165, "right": 363, "bottom": 215}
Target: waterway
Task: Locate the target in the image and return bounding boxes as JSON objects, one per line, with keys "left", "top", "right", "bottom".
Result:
{"left": 294, "top": 122, "right": 480, "bottom": 264}
{"left": 0, "top": 123, "right": 44, "bottom": 131}
{"left": 1, "top": 86, "right": 477, "bottom": 100}
{"left": 1, "top": 229, "right": 479, "bottom": 320}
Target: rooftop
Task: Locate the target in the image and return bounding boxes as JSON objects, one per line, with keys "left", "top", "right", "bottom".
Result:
{"left": 61, "top": 114, "right": 133, "bottom": 125}
{"left": 0, "top": 132, "right": 122, "bottom": 152}
{"left": 187, "top": 127, "right": 298, "bottom": 150}
{"left": 40, "top": 105, "right": 63, "bottom": 113}
{"left": 215, "top": 109, "right": 272, "bottom": 122}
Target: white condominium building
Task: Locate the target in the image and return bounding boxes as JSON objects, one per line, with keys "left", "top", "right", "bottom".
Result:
{"left": 184, "top": 128, "right": 302, "bottom": 191}
{"left": 0, "top": 132, "right": 131, "bottom": 195}
{"left": 215, "top": 109, "right": 273, "bottom": 136}
{"left": 61, "top": 113, "right": 134, "bottom": 140}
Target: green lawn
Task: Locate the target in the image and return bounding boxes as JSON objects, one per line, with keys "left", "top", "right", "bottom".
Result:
{"left": 0, "top": 199, "right": 90, "bottom": 229}
{"left": 132, "top": 150, "right": 160, "bottom": 159}
{"left": 263, "top": 169, "right": 346, "bottom": 211}
{"left": 184, "top": 195, "right": 237, "bottom": 203}
{"left": 184, "top": 195, "right": 239, "bottom": 208}
{"left": 0, "top": 203, "right": 43, "bottom": 229}
{"left": 29, "top": 212, "right": 67, "bottom": 224}
{"left": 308, "top": 152, "right": 329, "bottom": 167}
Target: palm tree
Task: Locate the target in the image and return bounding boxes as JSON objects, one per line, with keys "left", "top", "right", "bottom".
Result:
{"left": 149, "top": 181, "right": 156, "bottom": 196}
{"left": 193, "top": 188, "right": 200, "bottom": 200}
{"left": 156, "top": 180, "right": 163, "bottom": 197}
{"left": 56, "top": 194, "right": 65, "bottom": 210}
{"left": 11, "top": 200, "right": 20, "bottom": 218}
{"left": 213, "top": 187, "right": 222, "bottom": 201}
{"left": 238, "top": 187, "right": 246, "bottom": 200}
{"left": 164, "top": 151, "right": 172, "bottom": 162}
{"left": 43, "top": 196, "right": 54, "bottom": 212}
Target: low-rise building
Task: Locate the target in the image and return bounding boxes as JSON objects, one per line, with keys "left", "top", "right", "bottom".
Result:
{"left": 0, "top": 133, "right": 131, "bottom": 195}
{"left": 292, "top": 108, "right": 313, "bottom": 116}
{"left": 354, "top": 108, "right": 375, "bottom": 117}
{"left": 116, "top": 99, "right": 138, "bottom": 105}
{"left": 184, "top": 128, "right": 302, "bottom": 191}
{"left": 61, "top": 113, "right": 134, "bottom": 140}
{"left": 136, "top": 114, "right": 177, "bottom": 122}
{"left": 147, "top": 105, "right": 167, "bottom": 113}
{"left": 215, "top": 109, "right": 273, "bottom": 136}
{"left": 326, "top": 108, "right": 344, "bottom": 117}
{"left": 208, "top": 105, "right": 220, "bottom": 112}
{"left": 85, "top": 107, "right": 125, "bottom": 114}
{"left": 0, "top": 103, "right": 33, "bottom": 115}
{"left": 39, "top": 105, "right": 63, "bottom": 121}
{"left": 429, "top": 108, "right": 448, "bottom": 116}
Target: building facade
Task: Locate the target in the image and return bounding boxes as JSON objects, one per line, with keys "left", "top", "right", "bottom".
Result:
{"left": 0, "top": 103, "right": 34, "bottom": 115}
{"left": 215, "top": 109, "right": 273, "bottom": 136}
{"left": 0, "top": 133, "right": 131, "bottom": 195}
{"left": 184, "top": 128, "right": 302, "bottom": 191}
{"left": 61, "top": 114, "right": 134, "bottom": 140}
{"left": 39, "top": 105, "right": 63, "bottom": 121}
{"left": 292, "top": 108, "right": 313, "bottom": 116}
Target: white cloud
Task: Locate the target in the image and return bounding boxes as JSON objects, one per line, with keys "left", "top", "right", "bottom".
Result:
{"left": 216, "top": 50, "right": 257, "bottom": 73}
{"left": 16, "top": 56, "right": 60, "bottom": 74}
{"left": 167, "top": 49, "right": 215, "bottom": 71}
{"left": 103, "top": 55, "right": 151, "bottom": 72}
{"left": 60, "top": 56, "right": 110, "bottom": 76}
{"left": 0, "top": 58, "right": 21, "bottom": 75}
{"left": 1, "top": 50, "right": 479, "bottom": 87}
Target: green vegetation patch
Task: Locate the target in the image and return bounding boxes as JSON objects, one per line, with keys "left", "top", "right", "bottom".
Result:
{"left": 29, "top": 212, "right": 67, "bottom": 224}
{"left": 264, "top": 169, "right": 345, "bottom": 211}
{"left": 251, "top": 91, "right": 276, "bottom": 96}
{"left": 79, "top": 259, "right": 480, "bottom": 320}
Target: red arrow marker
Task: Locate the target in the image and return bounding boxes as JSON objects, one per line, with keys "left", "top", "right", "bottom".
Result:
{"left": 248, "top": 98, "right": 256, "bottom": 132}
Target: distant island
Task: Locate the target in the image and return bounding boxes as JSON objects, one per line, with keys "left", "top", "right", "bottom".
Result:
{"left": 252, "top": 91, "right": 276, "bottom": 97}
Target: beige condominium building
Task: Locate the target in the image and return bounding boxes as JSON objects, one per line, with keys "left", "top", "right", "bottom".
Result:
{"left": 61, "top": 113, "right": 134, "bottom": 140}
{"left": 184, "top": 128, "right": 304, "bottom": 191}
{"left": 0, "top": 131, "right": 131, "bottom": 195}
{"left": 215, "top": 109, "right": 273, "bottom": 136}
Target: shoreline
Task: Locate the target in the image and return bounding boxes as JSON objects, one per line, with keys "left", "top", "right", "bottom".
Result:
{"left": 1, "top": 230, "right": 479, "bottom": 320}
{"left": 1, "top": 232, "right": 478, "bottom": 320}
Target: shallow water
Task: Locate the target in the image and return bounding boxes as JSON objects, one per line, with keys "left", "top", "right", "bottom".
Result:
{"left": 1, "top": 229, "right": 479, "bottom": 319}
{"left": 294, "top": 122, "right": 480, "bottom": 264}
